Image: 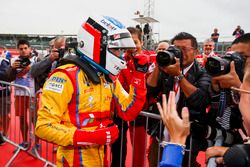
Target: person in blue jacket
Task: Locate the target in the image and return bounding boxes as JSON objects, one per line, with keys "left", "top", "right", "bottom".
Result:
{"left": 157, "top": 91, "right": 190, "bottom": 167}
{"left": 0, "top": 56, "right": 12, "bottom": 145}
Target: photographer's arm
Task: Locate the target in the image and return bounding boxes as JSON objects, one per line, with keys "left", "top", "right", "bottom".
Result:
{"left": 5, "top": 59, "right": 20, "bottom": 80}
{"left": 147, "top": 63, "right": 160, "bottom": 87}
{"left": 233, "top": 30, "right": 237, "bottom": 36}
{"left": 31, "top": 56, "right": 53, "bottom": 77}
{"left": 31, "top": 51, "right": 59, "bottom": 78}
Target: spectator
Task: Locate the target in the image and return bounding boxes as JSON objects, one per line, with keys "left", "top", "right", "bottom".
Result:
{"left": 232, "top": 25, "right": 244, "bottom": 38}
{"left": 195, "top": 38, "right": 218, "bottom": 67}
{"left": 1, "top": 47, "right": 12, "bottom": 61}
{"left": 35, "top": 15, "right": 148, "bottom": 167}
{"left": 211, "top": 28, "right": 220, "bottom": 43}
{"left": 157, "top": 92, "right": 190, "bottom": 167}
{"left": 0, "top": 56, "right": 12, "bottom": 145}
{"left": 31, "top": 48, "right": 39, "bottom": 57}
{"left": 226, "top": 46, "right": 232, "bottom": 52}
{"left": 156, "top": 40, "right": 170, "bottom": 52}
{"left": 112, "top": 26, "right": 154, "bottom": 167}
{"left": 205, "top": 32, "right": 250, "bottom": 167}
{"left": 136, "top": 24, "right": 142, "bottom": 35}
{"left": 143, "top": 23, "right": 151, "bottom": 40}
{"left": 148, "top": 40, "right": 170, "bottom": 167}
{"left": 7, "top": 39, "right": 38, "bottom": 151}
{"left": 147, "top": 32, "right": 211, "bottom": 167}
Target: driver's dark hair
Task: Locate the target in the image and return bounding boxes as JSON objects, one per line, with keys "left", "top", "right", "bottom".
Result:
{"left": 171, "top": 32, "right": 198, "bottom": 49}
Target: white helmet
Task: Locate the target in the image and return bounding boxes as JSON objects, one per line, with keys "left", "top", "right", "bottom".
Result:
{"left": 77, "top": 15, "right": 135, "bottom": 75}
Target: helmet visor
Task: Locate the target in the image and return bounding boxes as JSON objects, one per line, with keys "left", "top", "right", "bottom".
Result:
{"left": 108, "top": 32, "right": 135, "bottom": 49}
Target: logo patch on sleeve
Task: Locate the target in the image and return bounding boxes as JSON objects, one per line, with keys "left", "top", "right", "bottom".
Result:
{"left": 44, "top": 81, "right": 64, "bottom": 93}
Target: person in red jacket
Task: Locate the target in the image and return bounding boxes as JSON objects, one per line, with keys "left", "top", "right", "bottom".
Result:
{"left": 111, "top": 26, "right": 155, "bottom": 167}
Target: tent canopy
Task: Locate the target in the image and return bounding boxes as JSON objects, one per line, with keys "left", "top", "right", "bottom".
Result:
{"left": 133, "top": 16, "right": 159, "bottom": 24}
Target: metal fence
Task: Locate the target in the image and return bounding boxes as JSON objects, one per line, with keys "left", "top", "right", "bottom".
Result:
{"left": 1, "top": 80, "right": 196, "bottom": 167}
{"left": 0, "top": 81, "right": 56, "bottom": 167}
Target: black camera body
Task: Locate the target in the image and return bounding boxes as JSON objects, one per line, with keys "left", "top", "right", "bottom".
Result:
{"left": 205, "top": 52, "right": 245, "bottom": 79}
{"left": 65, "top": 37, "right": 78, "bottom": 50}
{"left": 55, "top": 38, "right": 78, "bottom": 58}
{"left": 55, "top": 48, "right": 65, "bottom": 59}
{"left": 17, "top": 56, "right": 31, "bottom": 67}
{"left": 156, "top": 45, "right": 182, "bottom": 67}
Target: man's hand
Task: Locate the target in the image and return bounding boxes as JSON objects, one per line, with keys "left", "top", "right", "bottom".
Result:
{"left": 205, "top": 146, "right": 229, "bottom": 164}
{"left": 212, "top": 61, "right": 241, "bottom": 89}
{"left": 11, "top": 60, "right": 21, "bottom": 69}
{"left": 160, "top": 58, "right": 181, "bottom": 76}
{"left": 133, "top": 54, "right": 149, "bottom": 73}
{"left": 49, "top": 49, "right": 60, "bottom": 61}
{"left": 157, "top": 91, "right": 190, "bottom": 145}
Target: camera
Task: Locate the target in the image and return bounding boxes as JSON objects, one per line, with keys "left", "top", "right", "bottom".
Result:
{"left": 55, "top": 48, "right": 65, "bottom": 58}
{"left": 205, "top": 52, "right": 245, "bottom": 78}
{"left": 17, "top": 56, "right": 31, "bottom": 67}
{"left": 65, "top": 37, "right": 78, "bottom": 50}
{"left": 54, "top": 38, "right": 78, "bottom": 58}
{"left": 156, "top": 45, "right": 182, "bottom": 67}
{"left": 191, "top": 120, "right": 234, "bottom": 145}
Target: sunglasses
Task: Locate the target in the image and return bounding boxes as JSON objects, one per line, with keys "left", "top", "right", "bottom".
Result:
{"left": 231, "top": 86, "right": 250, "bottom": 104}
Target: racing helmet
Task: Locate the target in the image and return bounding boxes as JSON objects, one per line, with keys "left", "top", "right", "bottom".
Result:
{"left": 77, "top": 15, "right": 135, "bottom": 75}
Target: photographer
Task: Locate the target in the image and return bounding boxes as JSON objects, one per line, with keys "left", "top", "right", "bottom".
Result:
{"left": 204, "top": 37, "right": 247, "bottom": 155}
{"left": 147, "top": 32, "right": 211, "bottom": 167}
{"left": 232, "top": 25, "right": 244, "bottom": 39}
{"left": 31, "top": 36, "right": 66, "bottom": 90}
{"left": 7, "top": 39, "right": 38, "bottom": 151}
{"left": 205, "top": 33, "right": 250, "bottom": 167}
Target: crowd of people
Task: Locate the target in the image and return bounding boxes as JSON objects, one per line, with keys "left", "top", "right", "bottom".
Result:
{"left": 0, "top": 15, "right": 249, "bottom": 167}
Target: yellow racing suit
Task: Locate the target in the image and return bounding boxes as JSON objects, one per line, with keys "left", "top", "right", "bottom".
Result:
{"left": 35, "top": 64, "right": 146, "bottom": 167}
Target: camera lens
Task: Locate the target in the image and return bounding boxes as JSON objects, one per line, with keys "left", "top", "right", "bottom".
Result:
{"left": 205, "top": 56, "right": 231, "bottom": 76}
{"left": 156, "top": 51, "right": 176, "bottom": 67}
{"left": 156, "top": 46, "right": 182, "bottom": 67}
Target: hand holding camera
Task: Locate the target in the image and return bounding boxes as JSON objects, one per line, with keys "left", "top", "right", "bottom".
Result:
{"left": 156, "top": 45, "right": 183, "bottom": 76}
{"left": 211, "top": 61, "right": 241, "bottom": 90}
{"left": 160, "top": 58, "right": 182, "bottom": 76}
{"left": 206, "top": 52, "right": 245, "bottom": 89}
{"left": 50, "top": 48, "right": 65, "bottom": 61}
{"left": 12, "top": 56, "right": 31, "bottom": 69}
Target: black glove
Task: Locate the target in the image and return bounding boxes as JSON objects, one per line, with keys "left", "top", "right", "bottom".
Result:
{"left": 133, "top": 54, "right": 149, "bottom": 73}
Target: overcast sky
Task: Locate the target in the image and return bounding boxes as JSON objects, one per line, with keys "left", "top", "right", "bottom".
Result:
{"left": 0, "top": 0, "right": 249, "bottom": 42}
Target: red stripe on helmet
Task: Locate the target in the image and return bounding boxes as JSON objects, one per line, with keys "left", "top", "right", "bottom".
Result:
{"left": 82, "top": 22, "right": 101, "bottom": 64}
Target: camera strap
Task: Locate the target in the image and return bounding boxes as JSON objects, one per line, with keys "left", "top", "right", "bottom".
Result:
{"left": 216, "top": 89, "right": 231, "bottom": 130}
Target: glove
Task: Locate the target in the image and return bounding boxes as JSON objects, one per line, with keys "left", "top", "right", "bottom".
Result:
{"left": 73, "top": 120, "right": 119, "bottom": 146}
{"left": 133, "top": 54, "right": 149, "bottom": 73}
